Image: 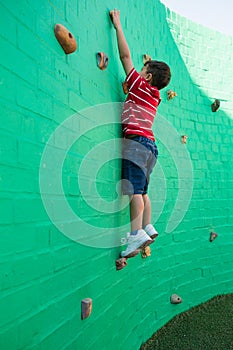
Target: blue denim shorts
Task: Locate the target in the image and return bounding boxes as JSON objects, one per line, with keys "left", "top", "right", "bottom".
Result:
{"left": 121, "top": 136, "right": 158, "bottom": 195}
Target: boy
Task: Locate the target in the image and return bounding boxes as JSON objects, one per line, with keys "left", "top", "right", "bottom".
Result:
{"left": 110, "top": 9, "right": 171, "bottom": 258}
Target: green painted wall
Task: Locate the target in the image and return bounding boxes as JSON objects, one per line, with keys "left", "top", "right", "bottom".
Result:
{"left": 0, "top": 0, "right": 233, "bottom": 349}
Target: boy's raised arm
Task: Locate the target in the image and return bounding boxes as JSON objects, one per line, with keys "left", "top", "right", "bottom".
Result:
{"left": 110, "top": 9, "right": 133, "bottom": 75}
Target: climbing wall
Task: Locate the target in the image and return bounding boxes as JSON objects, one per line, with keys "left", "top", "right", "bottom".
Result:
{"left": 0, "top": 0, "right": 233, "bottom": 349}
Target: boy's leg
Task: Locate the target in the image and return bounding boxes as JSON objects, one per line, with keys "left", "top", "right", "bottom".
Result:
{"left": 142, "top": 194, "right": 151, "bottom": 228}
{"left": 121, "top": 138, "right": 156, "bottom": 258}
{"left": 142, "top": 194, "right": 158, "bottom": 239}
{"left": 121, "top": 194, "right": 153, "bottom": 258}
{"left": 130, "top": 194, "right": 144, "bottom": 232}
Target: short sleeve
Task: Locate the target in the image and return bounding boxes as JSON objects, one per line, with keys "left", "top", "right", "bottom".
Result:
{"left": 125, "top": 68, "right": 142, "bottom": 91}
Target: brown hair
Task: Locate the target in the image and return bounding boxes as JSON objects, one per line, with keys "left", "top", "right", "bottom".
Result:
{"left": 144, "top": 60, "right": 171, "bottom": 90}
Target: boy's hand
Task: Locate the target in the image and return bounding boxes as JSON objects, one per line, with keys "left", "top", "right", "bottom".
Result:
{"left": 110, "top": 8, "right": 133, "bottom": 75}
{"left": 110, "top": 9, "right": 121, "bottom": 30}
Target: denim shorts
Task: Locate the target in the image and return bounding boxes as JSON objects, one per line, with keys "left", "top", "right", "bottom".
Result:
{"left": 121, "top": 136, "right": 158, "bottom": 195}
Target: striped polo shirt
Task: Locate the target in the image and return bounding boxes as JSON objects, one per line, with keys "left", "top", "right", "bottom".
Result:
{"left": 122, "top": 68, "right": 161, "bottom": 142}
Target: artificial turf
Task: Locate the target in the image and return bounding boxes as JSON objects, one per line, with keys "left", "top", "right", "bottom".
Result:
{"left": 140, "top": 294, "right": 233, "bottom": 350}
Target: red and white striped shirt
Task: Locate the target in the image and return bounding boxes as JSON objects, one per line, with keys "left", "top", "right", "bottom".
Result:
{"left": 122, "top": 68, "right": 161, "bottom": 141}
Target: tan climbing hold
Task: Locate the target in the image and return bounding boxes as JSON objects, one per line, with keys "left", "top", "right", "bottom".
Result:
{"left": 143, "top": 54, "right": 152, "bottom": 64}
{"left": 181, "top": 135, "right": 188, "bottom": 144}
{"left": 167, "top": 89, "right": 177, "bottom": 100}
{"left": 141, "top": 246, "right": 151, "bottom": 258}
{"left": 81, "top": 298, "right": 92, "bottom": 320}
{"left": 54, "top": 24, "right": 77, "bottom": 54}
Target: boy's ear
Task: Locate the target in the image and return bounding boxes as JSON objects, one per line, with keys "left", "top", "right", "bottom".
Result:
{"left": 146, "top": 73, "right": 153, "bottom": 84}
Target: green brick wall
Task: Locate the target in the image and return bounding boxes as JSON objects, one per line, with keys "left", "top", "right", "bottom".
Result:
{"left": 0, "top": 0, "right": 233, "bottom": 349}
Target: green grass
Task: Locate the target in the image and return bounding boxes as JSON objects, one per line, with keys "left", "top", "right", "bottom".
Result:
{"left": 140, "top": 294, "right": 233, "bottom": 350}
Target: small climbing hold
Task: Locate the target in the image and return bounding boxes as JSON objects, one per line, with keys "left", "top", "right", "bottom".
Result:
{"left": 116, "top": 257, "right": 128, "bottom": 270}
{"left": 54, "top": 24, "right": 77, "bottom": 54}
{"left": 167, "top": 89, "right": 177, "bottom": 100}
{"left": 170, "top": 294, "right": 182, "bottom": 304}
{"left": 96, "top": 52, "right": 109, "bottom": 70}
{"left": 122, "top": 81, "right": 129, "bottom": 94}
{"left": 181, "top": 135, "right": 188, "bottom": 144}
{"left": 210, "top": 231, "right": 218, "bottom": 242}
{"left": 211, "top": 99, "right": 220, "bottom": 112}
{"left": 143, "top": 54, "right": 152, "bottom": 64}
{"left": 81, "top": 298, "right": 92, "bottom": 320}
{"left": 141, "top": 246, "right": 151, "bottom": 259}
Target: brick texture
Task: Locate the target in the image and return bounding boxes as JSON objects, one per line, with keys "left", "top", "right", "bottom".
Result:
{"left": 0, "top": 0, "right": 233, "bottom": 349}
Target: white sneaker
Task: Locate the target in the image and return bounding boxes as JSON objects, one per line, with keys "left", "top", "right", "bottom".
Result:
{"left": 121, "top": 229, "right": 154, "bottom": 258}
{"left": 144, "top": 224, "right": 158, "bottom": 239}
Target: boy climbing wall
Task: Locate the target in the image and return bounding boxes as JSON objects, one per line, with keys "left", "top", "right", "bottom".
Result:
{"left": 110, "top": 9, "right": 171, "bottom": 258}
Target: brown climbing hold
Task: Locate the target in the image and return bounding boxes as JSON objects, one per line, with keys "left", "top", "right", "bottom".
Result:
{"left": 143, "top": 54, "right": 152, "bottom": 64}
{"left": 96, "top": 52, "right": 109, "bottom": 70}
{"left": 141, "top": 246, "right": 151, "bottom": 259}
{"left": 54, "top": 24, "right": 77, "bottom": 54}
{"left": 211, "top": 99, "right": 220, "bottom": 112}
{"left": 81, "top": 298, "right": 92, "bottom": 320}
{"left": 116, "top": 257, "right": 127, "bottom": 270}
{"left": 122, "top": 81, "right": 129, "bottom": 94}
{"left": 210, "top": 231, "right": 218, "bottom": 242}
{"left": 170, "top": 294, "right": 182, "bottom": 304}
{"left": 181, "top": 135, "right": 188, "bottom": 144}
{"left": 167, "top": 89, "right": 177, "bottom": 100}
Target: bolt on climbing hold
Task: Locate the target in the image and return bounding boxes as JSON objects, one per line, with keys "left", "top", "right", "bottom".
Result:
{"left": 143, "top": 54, "right": 152, "bottom": 64}
{"left": 122, "top": 81, "right": 129, "bottom": 95}
{"left": 141, "top": 246, "right": 151, "bottom": 259}
{"left": 54, "top": 24, "right": 77, "bottom": 54}
{"left": 96, "top": 52, "right": 109, "bottom": 70}
{"left": 81, "top": 298, "right": 93, "bottom": 320}
{"left": 170, "top": 294, "right": 182, "bottom": 304}
{"left": 210, "top": 231, "right": 218, "bottom": 242}
{"left": 167, "top": 90, "right": 177, "bottom": 100}
{"left": 211, "top": 99, "right": 220, "bottom": 112}
{"left": 181, "top": 135, "right": 188, "bottom": 144}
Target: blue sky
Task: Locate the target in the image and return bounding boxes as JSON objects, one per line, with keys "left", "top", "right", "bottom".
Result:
{"left": 161, "top": 0, "right": 233, "bottom": 36}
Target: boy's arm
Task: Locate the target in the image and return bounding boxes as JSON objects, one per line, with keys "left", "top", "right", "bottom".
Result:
{"left": 110, "top": 9, "right": 133, "bottom": 75}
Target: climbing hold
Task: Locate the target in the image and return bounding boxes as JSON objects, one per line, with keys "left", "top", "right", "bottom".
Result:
{"left": 181, "top": 135, "right": 188, "bottom": 144}
{"left": 141, "top": 246, "right": 151, "bottom": 259}
{"left": 167, "top": 89, "right": 177, "bottom": 100}
{"left": 116, "top": 249, "right": 140, "bottom": 270}
{"left": 81, "top": 298, "right": 93, "bottom": 320}
{"left": 170, "top": 294, "right": 182, "bottom": 304}
{"left": 54, "top": 24, "right": 77, "bottom": 54}
{"left": 211, "top": 99, "right": 220, "bottom": 112}
{"left": 143, "top": 54, "right": 152, "bottom": 64}
{"left": 116, "top": 257, "right": 128, "bottom": 270}
{"left": 210, "top": 231, "right": 218, "bottom": 242}
{"left": 96, "top": 52, "right": 109, "bottom": 70}
{"left": 122, "top": 81, "right": 129, "bottom": 95}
